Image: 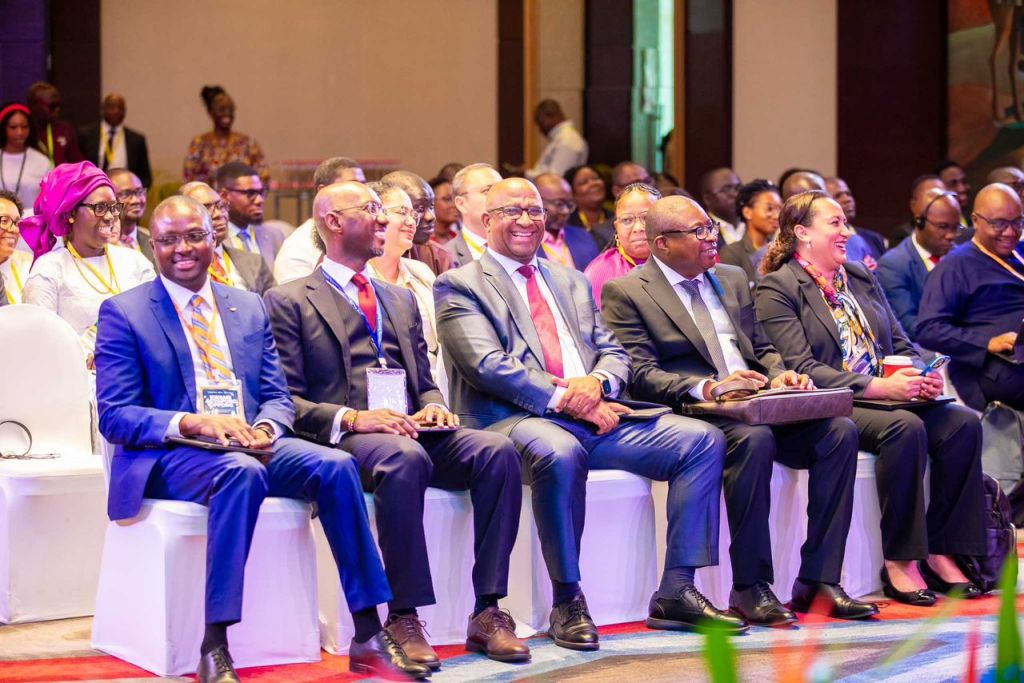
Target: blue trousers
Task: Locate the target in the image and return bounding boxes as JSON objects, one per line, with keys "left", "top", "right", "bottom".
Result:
{"left": 144, "top": 436, "right": 391, "bottom": 624}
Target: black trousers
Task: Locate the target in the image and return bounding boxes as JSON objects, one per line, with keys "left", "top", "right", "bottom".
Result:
{"left": 977, "top": 355, "right": 1024, "bottom": 411}
{"left": 339, "top": 428, "right": 522, "bottom": 610}
{"left": 852, "top": 403, "right": 986, "bottom": 560}
{"left": 705, "top": 416, "right": 858, "bottom": 586}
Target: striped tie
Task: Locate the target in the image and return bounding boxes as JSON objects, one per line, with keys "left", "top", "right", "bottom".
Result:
{"left": 189, "top": 295, "right": 233, "bottom": 381}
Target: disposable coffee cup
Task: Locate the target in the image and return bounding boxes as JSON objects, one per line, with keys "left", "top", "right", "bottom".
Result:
{"left": 882, "top": 355, "right": 913, "bottom": 377}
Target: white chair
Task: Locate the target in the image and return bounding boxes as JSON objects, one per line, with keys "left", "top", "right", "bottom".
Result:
{"left": 317, "top": 488, "right": 476, "bottom": 653}
{"left": 506, "top": 470, "right": 658, "bottom": 633}
{"left": 0, "top": 305, "right": 106, "bottom": 623}
{"left": 91, "top": 435, "right": 321, "bottom": 675}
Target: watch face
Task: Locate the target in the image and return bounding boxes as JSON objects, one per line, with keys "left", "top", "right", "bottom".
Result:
{"left": 601, "top": 378, "right": 612, "bottom": 395}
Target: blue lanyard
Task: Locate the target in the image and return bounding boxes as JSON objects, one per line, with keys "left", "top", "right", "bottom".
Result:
{"left": 321, "top": 268, "right": 387, "bottom": 367}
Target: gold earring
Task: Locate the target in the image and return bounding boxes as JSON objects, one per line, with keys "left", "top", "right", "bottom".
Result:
{"left": 68, "top": 217, "right": 75, "bottom": 224}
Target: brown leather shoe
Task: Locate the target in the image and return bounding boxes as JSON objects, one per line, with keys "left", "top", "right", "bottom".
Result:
{"left": 349, "top": 630, "right": 431, "bottom": 680}
{"left": 384, "top": 612, "right": 440, "bottom": 670}
{"left": 466, "top": 606, "right": 531, "bottom": 663}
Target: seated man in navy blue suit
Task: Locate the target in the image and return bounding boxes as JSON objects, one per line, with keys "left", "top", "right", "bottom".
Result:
{"left": 876, "top": 190, "right": 961, "bottom": 341}
{"left": 95, "top": 196, "right": 430, "bottom": 682}
{"left": 535, "top": 173, "right": 600, "bottom": 271}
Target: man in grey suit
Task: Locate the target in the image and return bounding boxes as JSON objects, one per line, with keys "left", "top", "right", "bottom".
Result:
{"left": 181, "top": 182, "right": 276, "bottom": 296}
{"left": 601, "top": 195, "right": 876, "bottom": 623}
{"left": 109, "top": 168, "right": 154, "bottom": 263}
{"left": 445, "top": 163, "right": 503, "bottom": 266}
{"left": 214, "top": 162, "right": 285, "bottom": 270}
{"left": 435, "top": 178, "right": 741, "bottom": 650}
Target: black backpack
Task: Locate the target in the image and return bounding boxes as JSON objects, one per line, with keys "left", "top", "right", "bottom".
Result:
{"left": 956, "top": 474, "right": 1017, "bottom": 593}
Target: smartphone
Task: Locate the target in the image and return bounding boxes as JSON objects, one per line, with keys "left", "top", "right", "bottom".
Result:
{"left": 920, "top": 354, "right": 950, "bottom": 376}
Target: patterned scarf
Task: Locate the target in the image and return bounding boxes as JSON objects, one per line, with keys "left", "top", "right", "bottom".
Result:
{"left": 796, "top": 255, "right": 881, "bottom": 376}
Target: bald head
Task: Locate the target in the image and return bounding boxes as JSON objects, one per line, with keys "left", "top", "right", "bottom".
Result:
{"left": 646, "top": 195, "right": 717, "bottom": 278}
{"left": 972, "top": 182, "right": 1024, "bottom": 257}
{"left": 535, "top": 173, "right": 573, "bottom": 236}
{"left": 700, "top": 167, "right": 741, "bottom": 222}
{"left": 611, "top": 162, "right": 652, "bottom": 198}
{"left": 782, "top": 171, "right": 827, "bottom": 200}
{"left": 102, "top": 92, "right": 126, "bottom": 127}
{"left": 645, "top": 195, "right": 706, "bottom": 241}
{"left": 313, "top": 181, "right": 387, "bottom": 264}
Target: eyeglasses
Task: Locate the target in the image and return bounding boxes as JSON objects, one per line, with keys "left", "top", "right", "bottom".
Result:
{"left": 330, "top": 202, "right": 384, "bottom": 218}
{"left": 0, "top": 216, "right": 20, "bottom": 232}
{"left": 385, "top": 206, "right": 418, "bottom": 221}
{"left": 489, "top": 205, "right": 546, "bottom": 221}
{"left": 659, "top": 221, "right": 721, "bottom": 240}
{"left": 79, "top": 201, "right": 124, "bottom": 218}
{"left": 202, "top": 200, "right": 229, "bottom": 214}
{"left": 973, "top": 212, "right": 1024, "bottom": 233}
{"left": 544, "top": 199, "right": 577, "bottom": 214}
{"left": 116, "top": 188, "right": 147, "bottom": 201}
{"left": 616, "top": 213, "right": 648, "bottom": 229}
{"left": 152, "top": 230, "right": 212, "bottom": 247}
{"left": 225, "top": 187, "right": 267, "bottom": 200}
{"left": 922, "top": 218, "right": 965, "bottom": 235}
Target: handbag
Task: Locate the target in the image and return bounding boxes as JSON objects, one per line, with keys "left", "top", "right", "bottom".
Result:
{"left": 680, "top": 381, "right": 854, "bottom": 426}
{"left": 956, "top": 474, "right": 1017, "bottom": 594}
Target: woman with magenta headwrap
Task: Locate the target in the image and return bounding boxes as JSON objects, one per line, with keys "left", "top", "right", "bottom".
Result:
{"left": 21, "top": 161, "right": 154, "bottom": 365}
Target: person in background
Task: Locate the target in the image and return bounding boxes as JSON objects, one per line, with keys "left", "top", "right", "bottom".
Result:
{"left": 565, "top": 165, "right": 613, "bottom": 250}
{"left": 0, "top": 103, "right": 52, "bottom": 211}
{"left": 107, "top": 168, "right": 153, "bottom": 263}
{"left": 26, "top": 82, "right": 83, "bottom": 166}
{"left": 535, "top": 173, "right": 599, "bottom": 272}
{"left": 584, "top": 182, "right": 658, "bottom": 309}
{"left": 719, "top": 179, "right": 781, "bottom": 290}
{"left": 435, "top": 162, "right": 464, "bottom": 183}
{"left": 936, "top": 160, "right": 972, "bottom": 237}
{"left": 184, "top": 85, "right": 269, "bottom": 185}
{"left": 214, "top": 161, "right": 283, "bottom": 269}
{"left": 21, "top": 162, "right": 155, "bottom": 364}
{"left": 446, "top": 163, "right": 504, "bottom": 266}
{"left": 79, "top": 93, "right": 152, "bottom": 188}
{"left": 274, "top": 156, "right": 365, "bottom": 285}
{"left": 429, "top": 176, "right": 460, "bottom": 245}
{"left": 825, "top": 176, "right": 887, "bottom": 259}
{"left": 523, "top": 99, "right": 588, "bottom": 179}
{"left": 382, "top": 170, "right": 454, "bottom": 277}
{"left": 0, "top": 189, "right": 30, "bottom": 304}
{"left": 756, "top": 190, "right": 985, "bottom": 607}
{"left": 986, "top": 166, "right": 1024, "bottom": 204}
{"left": 700, "top": 167, "right": 744, "bottom": 245}
{"left": 891, "top": 174, "right": 948, "bottom": 247}
{"left": 587, "top": 161, "right": 655, "bottom": 248}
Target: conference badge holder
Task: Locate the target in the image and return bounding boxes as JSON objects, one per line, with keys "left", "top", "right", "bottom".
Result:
{"left": 198, "top": 379, "right": 244, "bottom": 417}
{"left": 367, "top": 367, "right": 409, "bottom": 415}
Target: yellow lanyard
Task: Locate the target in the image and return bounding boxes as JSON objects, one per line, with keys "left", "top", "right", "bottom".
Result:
{"left": 68, "top": 243, "right": 121, "bottom": 295}
{"left": 103, "top": 128, "right": 119, "bottom": 168}
{"left": 579, "top": 210, "right": 605, "bottom": 231}
{"left": 43, "top": 125, "right": 54, "bottom": 164}
{"left": 972, "top": 238, "right": 1024, "bottom": 285}
{"left": 208, "top": 249, "right": 236, "bottom": 287}
{"left": 617, "top": 242, "right": 638, "bottom": 267}
{"left": 5, "top": 258, "right": 22, "bottom": 304}
{"left": 233, "top": 227, "right": 260, "bottom": 253}
{"left": 541, "top": 240, "right": 573, "bottom": 267}
{"left": 465, "top": 232, "right": 486, "bottom": 257}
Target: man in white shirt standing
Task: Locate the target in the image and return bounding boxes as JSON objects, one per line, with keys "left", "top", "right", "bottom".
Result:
{"left": 525, "top": 100, "right": 588, "bottom": 180}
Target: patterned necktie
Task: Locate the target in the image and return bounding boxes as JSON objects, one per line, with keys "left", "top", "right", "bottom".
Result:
{"left": 188, "top": 295, "right": 233, "bottom": 380}
{"left": 350, "top": 273, "right": 378, "bottom": 333}
{"left": 677, "top": 279, "right": 729, "bottom": 378}
{"left": 517, "top": 265, "right": 564, "bottom": 378}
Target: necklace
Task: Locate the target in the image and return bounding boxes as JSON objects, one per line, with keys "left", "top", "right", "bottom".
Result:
{"left": 67, "top": 243, "right": 122, "bottom": 295}
{"left": 0, "top": 151, "right": 26, "bottom": 194}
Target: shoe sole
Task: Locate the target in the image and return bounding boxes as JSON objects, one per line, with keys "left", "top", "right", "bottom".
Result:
{"left": 548, "top": 632, "right": 600, "bottom": 651}
{"left": 645, "top": 617, "right": 749, "bottom": 634}
{"left": 466, "top": 639, "right": 532, "bottom": 663}
{"left": 350, "top": 662, "right": 432, "bottom": 679}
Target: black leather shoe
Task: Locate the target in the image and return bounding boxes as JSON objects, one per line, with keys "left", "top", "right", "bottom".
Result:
{"left": 790, "top": 579, "right": 879, "bottom": 620}
{"left": 196, "top": 645, "right": 240, "bottom": 683}
{"left": 548, "top": 595, "right": 599, "bottom": 651}
{"left": 880, "top": 567, "right": 937, "bottom": 607}
{"left": 647, "top": 585, "right": 749, "bottom": 634}
{"left": 919, "top": 560, "right": 982, "bottom": 599}
{"left": 349, "top": 630, "right": 432, "bottom": 680}
{"left": 729, "top": 581, "right": 797, "bottom": 626}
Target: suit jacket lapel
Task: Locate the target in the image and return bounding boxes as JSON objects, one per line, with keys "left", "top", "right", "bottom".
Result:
{"left": 376, "top": 283, "right": 420, "bottom": 395}
{"left": 211, "top": 284, "right": 246, "bottom": 389}
{"left": 639, "top": 261, "right": 716, "bottom": 368}
{"left": 790, "top": 260, "right": 842, "bottom": 349}
{"left": 149, "top": 279, "right": 197, "bottom": 411}
{"left": 708, "top": 271, "right": 757, "bottom": 361}
{"left": 480, "top": 253, "right": 546, "bottom": 366}
{"left": 906, "top": 238, "right": 927, "bottom": 289}
{"left": 225, "top": 246, "right": 255, "bottom": 290}
{"left": 306, "top": 269, "right": 353, "bottom": 397}
{"left": 536, "top": 260, "right": 586, "bottom": 351}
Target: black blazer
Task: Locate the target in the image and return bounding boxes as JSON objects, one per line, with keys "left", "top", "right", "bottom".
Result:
{"left": 79, "top": 123, "right": 152, "bottom": 188}
{"left": 754, "top": 259, "right": 919, "bottom": 397}
{"left": 226, "top": 246, "right": 275, "bottom": 296}
{"left": 602, "top": 260, "right": 783, "bottom": 409}
{"left": 263, "top": 267, "right": 444, "bottom": 444}
{"left": 718, "top": 234, "right": 760, "bottom": 289}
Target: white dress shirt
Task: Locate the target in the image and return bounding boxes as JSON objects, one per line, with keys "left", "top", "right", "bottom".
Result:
{"left": 98, "top": 122, "right": 127, "bottom": 169}
{"left": 1, "top": 250, "right": 32, "bottom": 304}
{"left": 525, "top": 120, "right": 589, "bottom": 179}
{"left": 461, "top": 227, "right": 488, "bottom": 260}
{"left": 487, "top": 248, "right": 619, "bottom": 408}
{"left": 911, "top": 232, "right": 939, "bottom": 272}
{"left": 273, "top": 218, "right": 320, "bottom": 284}
{"left": 712, "top": 214, "right": 745, "bottom": 245}
{"left": 652, "top": 256, "right": 749, "bottom": 399}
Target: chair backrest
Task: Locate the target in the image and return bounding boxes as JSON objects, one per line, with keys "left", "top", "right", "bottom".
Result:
{"left": 0, "top": 305, "right": 93, "bottom": 457}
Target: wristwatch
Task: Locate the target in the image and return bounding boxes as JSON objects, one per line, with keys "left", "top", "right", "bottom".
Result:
{"left": 597, "top": 375, "right": 612, "bottom": 397}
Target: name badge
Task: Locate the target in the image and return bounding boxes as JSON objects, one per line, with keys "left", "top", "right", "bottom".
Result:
{"left": 198, "top": 379, "right": 244, "bottom": 417}
{"left": 366, "top": 367, "right": 408, "bottom": 414}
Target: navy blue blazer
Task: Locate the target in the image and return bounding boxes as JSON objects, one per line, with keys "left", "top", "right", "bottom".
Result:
{"left": 875, "top": 234, "right": 930, "bottom": 340}
{"left": 95, "top": 278, "right": 295, "bottom": 521}
{"left": 538, "top": 225, "right": 601, "bottom": 271}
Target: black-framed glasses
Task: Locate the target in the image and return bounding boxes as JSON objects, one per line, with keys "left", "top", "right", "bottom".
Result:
{"left": 116, "top": 188, "right": 147, "bottom": 201}
{"left": 489, "top": 205, "right": 545, "bottom": 221}
{"left": 922, "top": 217, "right": 966, "bottom": 235}
{"left": 330, "top": 202, "right": 384, "bottom": 218}
{"left": 0, "top": 216, "right": 20, "bottom": 232}
{"left": 616, "top": 213, "right": 649, "bottom": 229}
{"left": 202, "top": 200, "right": 229, "bottom": 214}
{"left": 973, "top": 212, "right": 1024, "bottom": 233}
{"left": 225, "top": 187, "right": 267, "bottom": 200}
{"left": 79, "top": 201, "right": 124, "bottom": 218}
{"left": 659, "top": 221, "right": 720, "bottom": 240}
{"left": 152, "top": 230, "right": 212, "bottom": 248}
{"left": 543, "top": 199, "right": 576, "bottom": 214}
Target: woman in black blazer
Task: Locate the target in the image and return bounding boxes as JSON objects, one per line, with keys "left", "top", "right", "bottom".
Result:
{"left": 755, "top": 190, "right": 985, "bottom": 606}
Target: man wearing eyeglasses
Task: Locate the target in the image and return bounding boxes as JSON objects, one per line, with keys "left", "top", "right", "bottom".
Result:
{"left": 877, "top": 189, "right": 962, "bottom": 342}
{"left": 436, "top": 178, "right": 738, "bottom": 648}
{"left": 213, "top": 162, "right": 284, "bottom": 270}
{"left": 535, "top": 173, "right": 599, "bottom": 271}
{"left": 108, "top": 168, "right": 153, "bottom": 263}
{"left": 264, "top": 181, "right": 528, "bottom": 670}
{"left": 918, "top": 182, "right": 1024, "bottom": 411}
{"left": 601, "top": 194, "right": 875, "bottom": 625}
{"left": 181, "top": 181, "right": 275, "bottom": 296}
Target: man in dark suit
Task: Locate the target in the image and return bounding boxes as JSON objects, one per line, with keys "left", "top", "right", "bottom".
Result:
{"left": 181, "top": 181, "right": 275, "bottom": 296}
{"left": 26, "top": 82, "right": 83, "bottom": 165}
{"left": 535, "top": 173, "right": 600, "bottom": 270}
{"left": 825, "top": 177, "right": 887, "bottom": 259}
{"left": 95, "top": 196, "right": 425, "bottom": 682}
{"left": 108, "top": 169, "right": 154, "bottom": 263}
{"left": 446, "top": 163, "right": 504, "bottom": 266}
{"left": 876, "top": 190, "right": 960, "bottom": 341}
{"left": 214, "top": 162, "right": 285, "bottom": 270}
{"left": 80, "top": 93, "right": 152, "bottom": 189}
{"left": 264, "top": 181, "right": 528, "bottom": 670}
{"left": 436, "top": 178, "right": 741, "bottom": 650}
{"left": 601, "top": 195, "right": 875, "bottom": 622}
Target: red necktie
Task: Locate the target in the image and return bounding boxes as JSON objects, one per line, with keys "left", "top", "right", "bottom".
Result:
{"left": 350, "top": 273, "right": 378, "bottom": 333}
{"left": 517, "top": 265, "right": 564, "bottom": 378}
{"left": 929, "top": 255, "right": 940, "bottom": 266}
